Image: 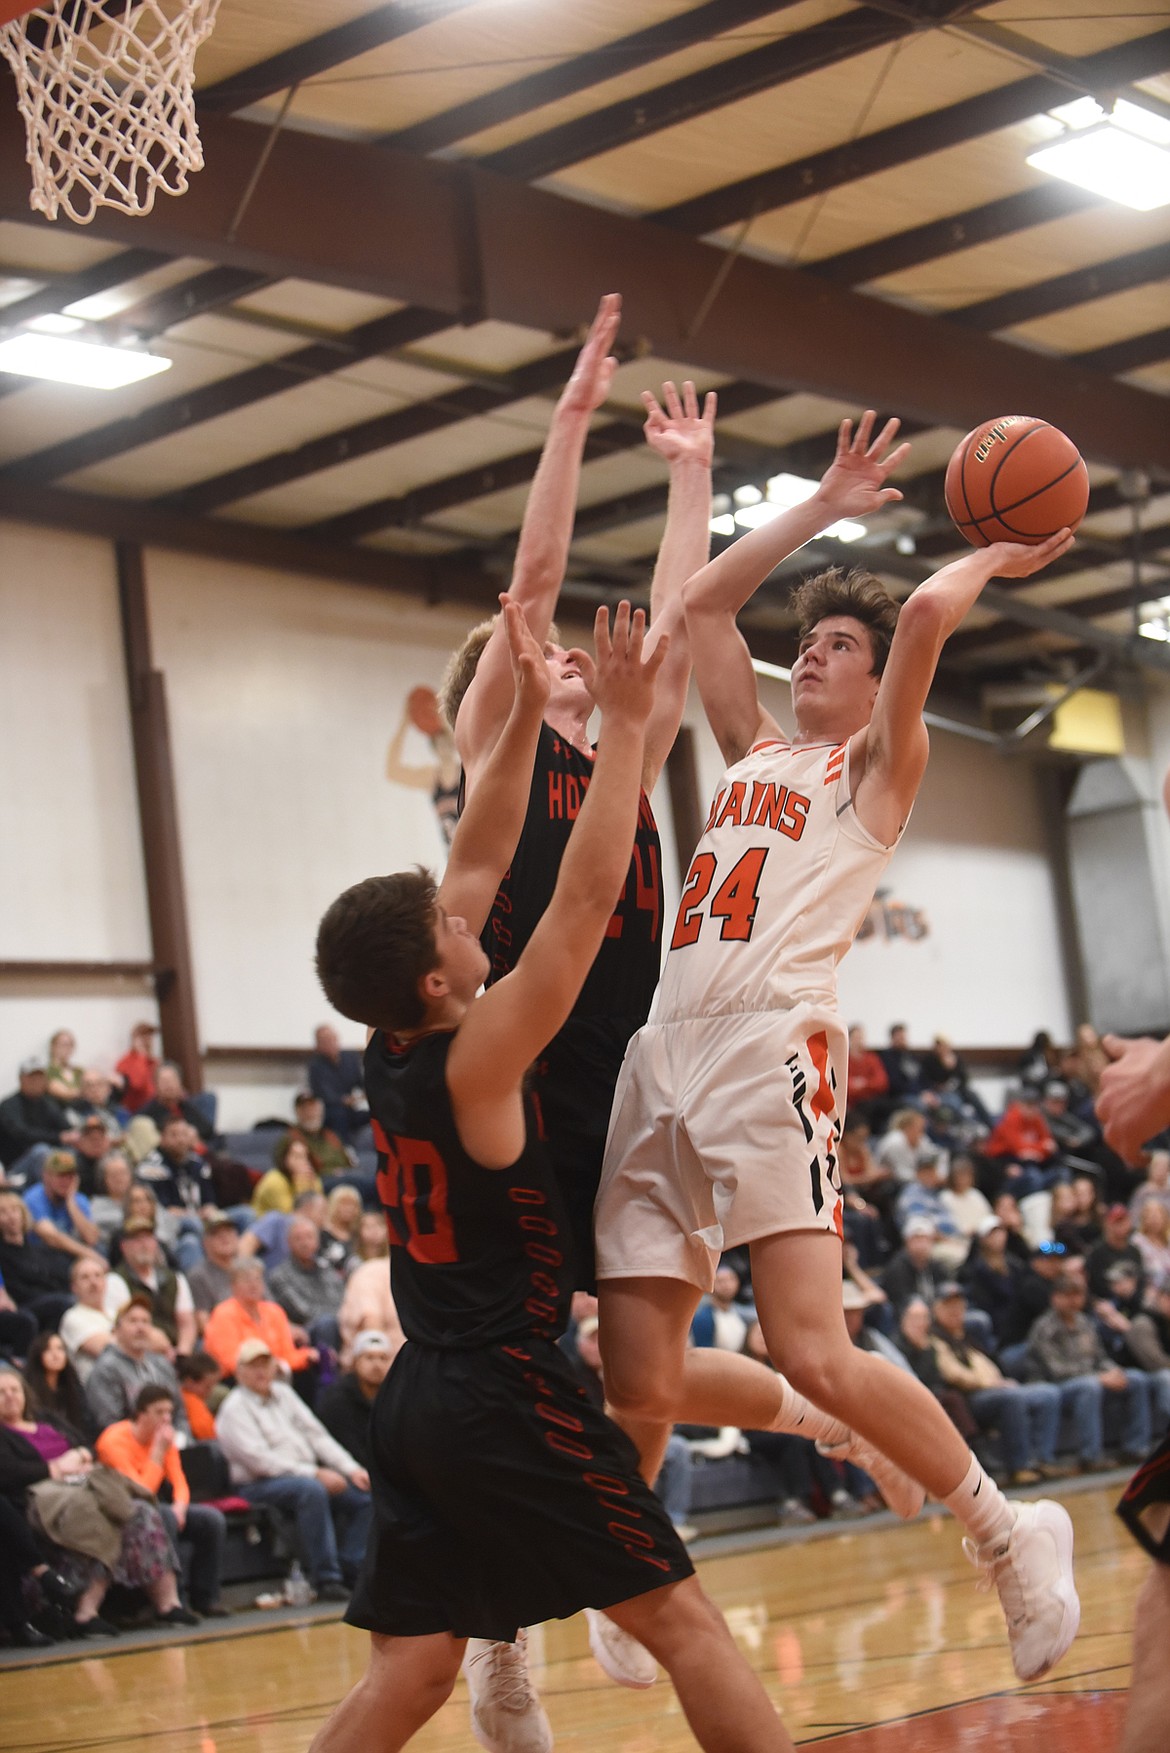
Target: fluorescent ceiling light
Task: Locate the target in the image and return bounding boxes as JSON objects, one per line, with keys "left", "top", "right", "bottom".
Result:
{"left": 0, "top": 332, "right": 172, "bottom": 388}
{"left": 1027, "top": 100, "right": 1170, "bottom": 211}
{"left": 27, "top": 313, "right": 84, "bottom": 335}
{"left": 712, "top": 470, "right": 868, "bottom": 540}
{"left": 1139, "top": 596, "right": 1170, "bottom": 642}
{"left": 709, "top": 512, "right": 736, "bottom": 537}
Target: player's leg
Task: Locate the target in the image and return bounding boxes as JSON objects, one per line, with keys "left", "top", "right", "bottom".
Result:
{"left": 308, "top": 1630, "right": 465, "bottom": 1752}
{"left": 751, "top": 1227, "right": 1079, "bottom": 1680}
{"left": 1121, "top": 1560, "right": 1170, "bottom": 1753}
{"left": 606, "top": 1575, "right": 794, "bottom": 1753}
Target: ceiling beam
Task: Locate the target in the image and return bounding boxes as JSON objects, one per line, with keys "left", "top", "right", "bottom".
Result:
{"left": 1075, "top": 326, "right": 1170, "bottom": 376}
{"left": 0, "top": 246, "right": 167, "bottom": 398}
{"left": 651, "top": 29, "right": 1170, "bottom": 235}
{"left": 954, "top": 242, "right": 1170, "bottom": 334}
{"left": 480, "top": 0, "right": 984, "bottom": 182}
{"left": 112, "top": 266, "right": 276, "bottom": 340}
{"left": 379, "top": 0, "right": 799, "bottom": 155}
{"left": 2, "top": 101, "right": 1169, "bottom": 483}
{"left": 197, "top": 1, "right": 478, "bottom": 114}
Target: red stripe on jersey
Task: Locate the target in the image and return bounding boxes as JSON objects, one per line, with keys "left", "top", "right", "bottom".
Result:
{"left": 807, "top": 1031, "right": 836, "bottom": 1123}
{"left": 748, "top": 739, "right": 790, "bottom": 756}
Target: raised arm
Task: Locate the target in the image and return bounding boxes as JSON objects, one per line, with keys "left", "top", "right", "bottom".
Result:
{"left": 437, "top": 597, "right": 550, "bottom": 938}
{"left": 447, "top": 604, "right": 665, "bottom": 1166}
{"left": 638, "top": 381, "right": 715, "bottom": 790}
{"left": 684, "top": 412, "right": 909, "bottom": 767}
{"left": 455, "top": 294, "right": 622, "bottom": 783}
{"left": 854, "top": 524, "right": 1074, "bottom": 843}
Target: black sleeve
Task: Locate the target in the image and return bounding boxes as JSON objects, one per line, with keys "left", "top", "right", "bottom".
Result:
{"left": 0, "top": 1425, "right": 51, "bottom": 1494}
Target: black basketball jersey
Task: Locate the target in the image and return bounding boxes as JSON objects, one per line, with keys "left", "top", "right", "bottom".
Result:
{"left": 364, "top": 1028, "right": 573, "bottom": 1349}
{"left": 482, "top": 721, "right": 663, "bottom": 1023}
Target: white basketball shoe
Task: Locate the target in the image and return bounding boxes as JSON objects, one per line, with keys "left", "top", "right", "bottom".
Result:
{"left": 584, "top": 1607, "right": 658, "bottom": 1689}
{"left": 463, "top": 1631, "right": 554, "bottom": 1753}
{"left": 963, "top": 1498, "right": 1080, "bottom": 1681}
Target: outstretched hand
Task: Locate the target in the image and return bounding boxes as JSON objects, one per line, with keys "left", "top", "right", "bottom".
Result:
{"left": 642, "top": 379, "right": 717, "bottom": 469}
{"left": 567, "top": 601, "right": 667, "bottom": 727}
{"left": 983, "top": 527, "right": 1075, "bottom": 578}
{"left": 558, "top": 293, "right": 622, "bottom": 417}
{"left": 817, "top": 410, "right": 911, "bottom": 520}
{"left": 499, "top": 593, "right": 551, "bottom": 715}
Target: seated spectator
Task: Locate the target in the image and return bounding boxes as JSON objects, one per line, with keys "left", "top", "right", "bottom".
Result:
{"left": 0, "top": 1271, "right": 37, "bottom": 1363}
{"left": 984, "top": 1086, "right": 1061, "bottom": 1198}
{"left": 1098, "top": 1261, "right": 1148, "bottom": 1369}
{"left": 1027, "top": 1273, "right": 1152, "bottom": 1468}
{"left": 845, "top": 1024, "right": 889, "bottom": 1126}
{"left": 141, "top": 1063, "right": 215, "bottom": 1146}
{"left": 67, "top": 1116, "right": 119, "bottom": 1199}
{"left": 0, "top": 1364, "right": 192, "bottom": 1636}
{"left": 876, "top": 1108, "right": 942, "bottom": 1187}
{"left": 1134, "top": 1200, "right": 1170, "bottom": 1298}
{"left": 878, "top": 1023, "right": 923, "bottom": 1102}
{"left": 177, "top": 1353, "right": 223, "bottom": 1441}
{"left": 1018, "top": 1030, "right": 1060, "bottom": 1090}
{"left": 268, "top": 1215, "right": 344, "bottom": 1348}
{"left": 252, "top": 1137, "right": 324, "bottom": 1217}
{"left": 136, "top": 1118, "right": 216, "bottom": 1270}
{"left": 238, "top": 1191, "right": 329, "bottom": 1276}
{"left": 317, "top": 1329, "right": 399, "bottom": 1471}
{"left": 0, "top": 1187, "right": 74, "bottom": 1328}
{"left": 691, "top": 1261, "right": 751, "bottom": 1352}
{"left": 338, "top": 1251, "right": 401, "bottom": 1364}
{"left": 992, "top": 1191, "right": 1032, "bottom": 1266}
{"left": 919, "top": 1034, "right": 992, "bottom": 1131}
{"left": 215, "top": 1339, "right": 371, "bottom": 1597}
{"left": 1130, "top": 1150, "right": 1170, "bottom": 1228}
{"left": 939, "top": 1155, "right": 992, "bottom": 1247}
{"left": 996, "top": 1240, "right": 1069, "bottom": 1364}
{"left": 352, "top": 1209, "right": 389, "bottom": 1264}
{"left": 1087, "top": 1205, "right": 1146, "bottom": 1305}
{"left": 109, "top": 1181, "right": 182, "bottom": 1272}
{"left": 60, "top": 1255, "right": 117, "bottom": 1383}
{"left": 894, "top": 1297, "right": 977, "bottom": 1441}
{"left": 1054, "top": 1171, "right": 1103, "bottom": 1256}
{"left": 85, "top": 1297, "right": 189, "bottom": 1439}
{"left": 88, "top": 1153, "right": 134, "bottom": 1249}
{"left": 1040, "top": 1079, "right": 1098, "bottom": 1159}
{"left": 65, "top": 1068, "right": 123, "bottom": 1139}
{"left": 202, "top": 1259, "right": 317, "bottom": 1382}
{"left": 894, "top": 1156, "right": 965, "bottom": 1268}
{"left": 108, "top": 1217, "right": 197, "bottom": 1355}
{"left": 1019, "top": 1179, "right": 1074, "bottom": 1250}
{"left": 963, "top": 1215, "right": 1029, "bottom": 1352}
{"left": 45, "top": 1030, "right": 83, "bottom": 1105}
{"left": 24, "top": 1152, "right": 102, "bottom": 1265}
{"left": 280, "top": 1092, "right": 353, "bottom": 1179}
{"left": 307, "top": 1025, "right": 368, "bottom": 1144}
{"left": 881, "top": 1218, "right": 949, "bottom": 1313}
{"left": 25, "top": 1330, "right": 99, "bottom": 1448}
{"left": 930, "top": 1285, "right": 1062, "bottom": 1487}
{"left": 96, "top": 1384, "right": 226, "bottom": 1618}
{"left": 0, "top": 1058, "right": 75, "bottom": 1183}
{"left": 186, "top": 1214, "right": 241, "bottom": 1331}
{"left": 115, "top": 1021, "right": 159, "bottom": 1116}
{"left": 320, "top": 1186, "right": 362, "bottom": 1274}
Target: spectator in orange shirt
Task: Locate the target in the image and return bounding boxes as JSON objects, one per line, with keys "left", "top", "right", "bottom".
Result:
{"left": 202, "top": 1260, "right": 318, "bottom": 1387}
{"left": 95, "top": 1383, "right": 226, "bottom": 1618}
{"left": 985, "top": 1085, "right": 1061, "bottom": 1199}
{"left": 176, "top": 1353, "right": 222, "bottom": 1441}
{"left": 115, "top": 1022, "right": 159, "bottom": 1115}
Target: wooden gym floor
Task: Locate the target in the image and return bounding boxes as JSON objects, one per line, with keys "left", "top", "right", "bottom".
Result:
{"left": 0, "top": 1483, "right": 1142, "bottom": 1752}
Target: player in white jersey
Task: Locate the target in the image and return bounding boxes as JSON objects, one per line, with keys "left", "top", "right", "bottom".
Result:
{"left": 596, "top": 411, "right": 1084, "bottom": 1684}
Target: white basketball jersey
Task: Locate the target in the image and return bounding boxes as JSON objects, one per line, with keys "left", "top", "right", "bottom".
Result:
{"left": 652, "top": 736, "right": 900, "bottom": 1024}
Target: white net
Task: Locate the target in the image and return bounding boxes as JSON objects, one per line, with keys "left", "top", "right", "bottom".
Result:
{"left": 0, "top": 0, "right": 221, "bottom": 224}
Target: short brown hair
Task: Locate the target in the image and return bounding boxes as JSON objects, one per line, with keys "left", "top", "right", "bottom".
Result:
{"left": 789, "top": 568, "right": 900, "bottom": 675}
{"left": 316, "top": 868, "right": 440, "bottom": 1032}
{"left": 437, "top": 618, "right": 496, "bottom": 730}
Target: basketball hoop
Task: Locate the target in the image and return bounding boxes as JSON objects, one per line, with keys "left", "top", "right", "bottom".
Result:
{"left": 0, "top": 1, "right": 221, "bottom": 224}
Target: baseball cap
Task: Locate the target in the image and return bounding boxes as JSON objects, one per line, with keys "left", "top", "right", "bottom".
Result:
{"left": 123, "top": 1215, "right": 156, "bottom": 1236}
{"left": 978, "top": 1214, "right": 1006, "bottom": 1236}
{"left": 933, "top": 1281, "right": 966, "bottom": 1301}
{"left": 352, "top": 1330, "right": 392, "bottom": 1358}
{"left": 19, "top": 1056, "right": 46, "bottom": 1075}
{"left": 203, "top": 1212, "right": 236, "bottom": 1234}
{"left": 1106, "top": 1203, "right": 1130, "bottom": 1222}
{"left": 1043, "top": 1080, "right": 1069, "bottom": 1100}
{"left": 43, "top": 1151, "right": 79, "bottom": 1176}
{"left": 237, "top": 1338, "right": 273, "bottom": 1364}
{"left": 904, "top": 1217, "right": 936, "bottom": 1238}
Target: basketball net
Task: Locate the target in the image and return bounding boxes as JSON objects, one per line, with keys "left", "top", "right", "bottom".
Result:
{"left": 0, "top": 0, "right": 221, "bottom": 224}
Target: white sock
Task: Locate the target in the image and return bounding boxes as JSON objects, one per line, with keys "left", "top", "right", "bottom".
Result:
{"left": 767, "top": 1375, "right": 850, "bottom": 1446}
{"left": 943, "top": 1455, "right": 1016, "bottom": 1547}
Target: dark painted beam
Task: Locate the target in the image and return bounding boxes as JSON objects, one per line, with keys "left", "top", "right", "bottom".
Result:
{"left": 480, "top": 0, "right": 984, "bottom": 181}
{"left": 1074, "top": 326, "right": 1170, "bottom": 376}
{"left": 116, "top": 540, "right": 202, "bottom": 1091}
{"left": 0, "top": 305, "right": 452, "bottom": 484}
{"left": 954, "top": 242, "right": 1170, "bottom": 334}
{"left": 811, "top": 183, "right": 1100, "bottom": 286}
{"left": 651, "top": 29, "right": 1170, "bottom": 234}
{"left": 114, "top": 265, "right": 276, "bottom": 339}
{"left": 0, "top": 246, "right": 166, "bottom": 398}
{"left": 198, "top": 0, "right": 477, "bottom": 114}
{"left": 380, "top": 0, "right": 797, "bottom": 154}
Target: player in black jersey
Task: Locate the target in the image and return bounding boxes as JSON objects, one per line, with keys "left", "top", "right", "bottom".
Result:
{"left": 441, "top": 294, "right": 716, "bottom": 1289}
{"left": 311, "top": 599, "right": 797, "bottom": 1753}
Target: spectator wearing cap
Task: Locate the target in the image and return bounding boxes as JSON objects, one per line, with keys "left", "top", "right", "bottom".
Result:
{"left": 85, "top": 1297, "right": 189, "bottom": 1439}
{"left": 202, "top": 1259, "right": 317, "bottom": 1383}
{"left": 1040, "top": 1078, "right": 1097, "bottom": 1158}
{"left": 186, "top": 1215, "right": 241, "bottom": 1332}
{"left": 59, "top": 1255, "right": 118, "bottom": 1383}
{"left": 24, "top": 1152, "right": 103, "bottom": 1265}
{"left": 141, "top": 1063, "right": 215, "bottom": 1148}
{"left": 879, "top": 1218, "right": 949, "bottom": 1313}
{"left": 96, "top": 1383, "right": 227, "bottom": 1618}
{"left": 1086, "top": 1205, "right": 1146, "bottom": 1306}
{"left": 317, "top": 1329, "right": 400, "bottom": 1470}
{"left": 107, "top": 1217, "right": 196, "bottom": 1355}
{"left": 215, "top": 1339, "right": 371, "bottom": 1597}
{"left": 65, "top": 1068, "right": 123, "bottom": 1140}
{"left": 136, "top": 1117, "right": 216, "bottom": 1272}
{"left": 1026, "top": 1273, "right": 1152, "bottom": 1468}
{"left": 894, "top": 1155, "right": 965, "bottom": 1268}
{"left": 66, "top": 1114, "right": 117, "bottom": 1199}
{"left": 267, "top": 1216, "right": 344, "bottom": 1351}
{"left": 875, "top": 1107, "right": 941, "bottom": 1187}
{"left": 0, "top": 1058, "right": 76, "bottom": 1181}
{"left": 930, "top": 1286, "right": 1064, "bottom": 1486}
{"left": 115, "top": 1022, "right": 159, "bottom": 1116}
{"left": 277, "top": 1093, "right": 353, "bottom": 1180}
{"left": 996, "top": 1240, "right": 1070, "bottom": 1371}
{"left": 307, "top": 1026, "right": 368, "bottom": 1146}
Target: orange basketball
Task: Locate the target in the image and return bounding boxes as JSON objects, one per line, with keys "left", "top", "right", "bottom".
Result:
{"left": 407, "top": 685, "right": 443, "bottom": 737}
{"left": 944, "top": 416, "right": 1089, "bottom": 547}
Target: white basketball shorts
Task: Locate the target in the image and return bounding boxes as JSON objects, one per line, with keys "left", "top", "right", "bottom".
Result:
{"left": 594, "top": 1005, "right": 846, "bottom": 1292}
